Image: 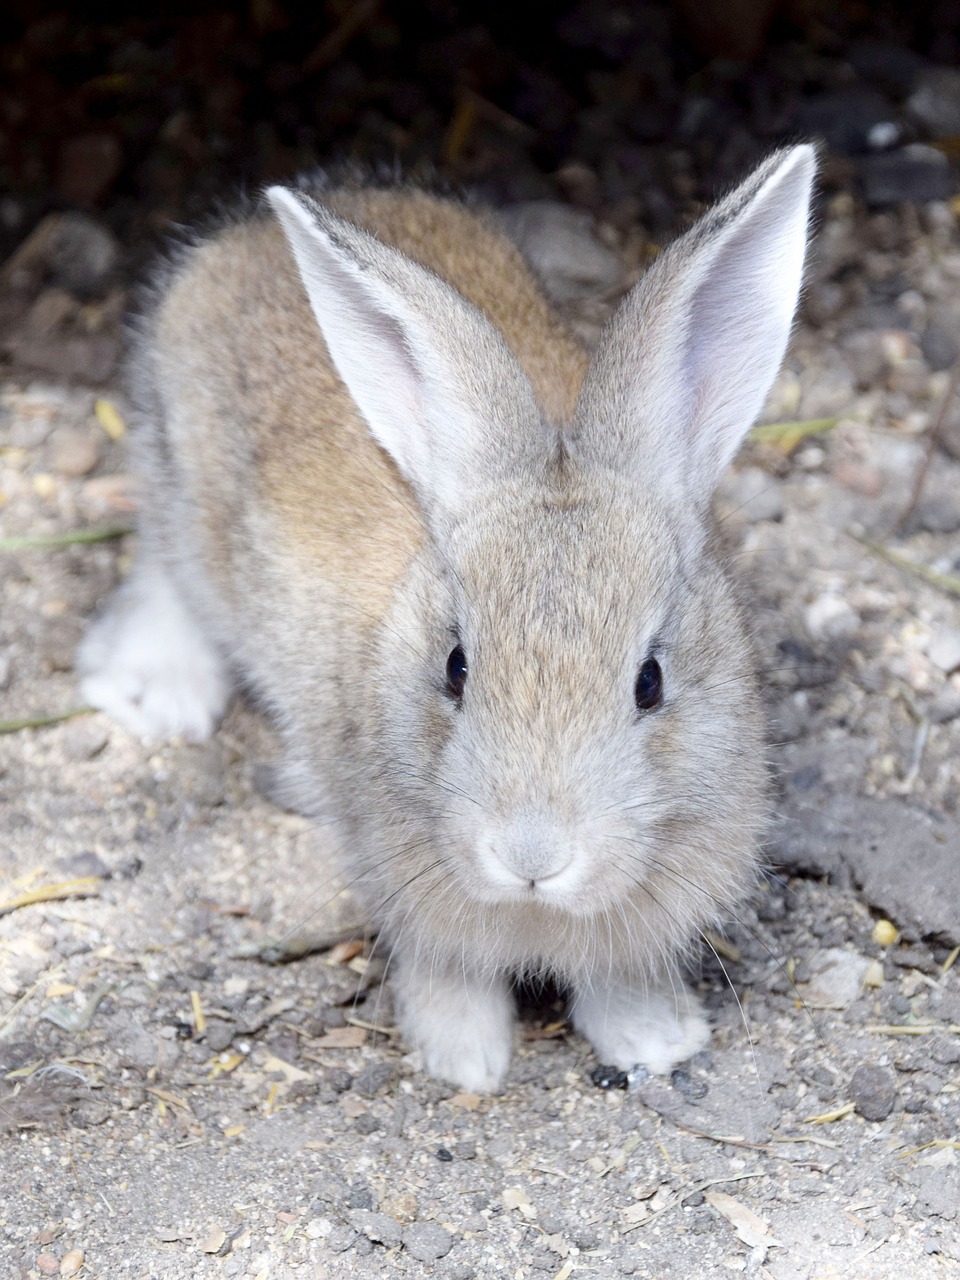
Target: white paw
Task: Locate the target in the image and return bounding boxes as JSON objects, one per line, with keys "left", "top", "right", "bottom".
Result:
{"left": 77, "top": 565, "right": 230, "bottom": 743}
{"left": 572, "top": 980, "right": 709, "bottom": 1074}
{"left": 396, "top": 964, "right": 514, "bottom": 1093}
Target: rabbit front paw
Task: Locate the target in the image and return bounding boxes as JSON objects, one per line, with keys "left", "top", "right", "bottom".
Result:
{"left": 396, "top": 961, "right": 514, "bottom": 1093}
{"left": 571, "top": 979, "right": 709, "bottom": 1075}
{"left": 77, "top": 563, "right": 229, "bottom": 742}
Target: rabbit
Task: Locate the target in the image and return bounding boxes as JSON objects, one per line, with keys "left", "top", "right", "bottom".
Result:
{"left": 77, "top": 145, "right": 816, "bottom": 1093}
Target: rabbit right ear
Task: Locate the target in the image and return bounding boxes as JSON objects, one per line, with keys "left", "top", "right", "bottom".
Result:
{"left": 574, "top": 146, "right": 816, "bottom": 507}
{"left": 266, "top": 187, "right": 546, "bottom": 522}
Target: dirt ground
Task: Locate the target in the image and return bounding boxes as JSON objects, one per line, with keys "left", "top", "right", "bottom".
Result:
{"left": 1, "top": 175, "right": 959, "bottom": 1280}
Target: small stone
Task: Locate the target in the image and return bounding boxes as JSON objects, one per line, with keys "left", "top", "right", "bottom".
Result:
{"left": 350, "top": 1210, "right": 403, "bottom": 1249}
{"left": 832, "top": 459, "right": 884, "bottom": 497}
{"left": 0, "top": 648, "right": 13, "bottom": 690}
{"left": 860, "top": 146, "right": 953, "bottom": 206}
{"left": 928, "top": 629, "right": 960, "bottom": 675}
{"left": 850, "top": 1064, "right": 897, "bottom": 1121}
{"left": 353, "top": 1061, "right": 396, "bottom": 1097}
{"left": 204, "top": 1020, "right": 235, "bottom": 1053}
{"left": 37, "top": 1254, "right": 59, "bottom": 1275}
{"left": 327, "top": 1225, "right": 357, "bottom": 1253}
{"left": 50, "top": 427, "right": 101, "bottom": 477}
{"left": 908, "top": 66, "right": 960, "bottom": 137}
{"left": 928, "top": 688, "right": 960, "bottom": 725}
{"left": 921, "top": 321, "right": 959, "bottom": 374}
{"left": 804, "top": 594, "right": 860, "bottom": 643}
{"left": 497, "top": 201, "right": 623, "bottom": 302}
{"left": 55, "top": 849, "right": 110, "bottom": 879}
{"left": 403, "top": 1222, "right": 453, "bottom": 1263}
{"left": 61, "top": 720, "right": 110, "bottom": 761}
{"left": 915, "top": 497, "right": 960, "bottom": 535}
{"left": 872, "top": 919, "right": 899, "bottom": 947}
{"left": 802, "top": 948, "right": 870, "bottom": 1009}
{"left": 305, "top": 1217, "right": 332, "bottom": 1240}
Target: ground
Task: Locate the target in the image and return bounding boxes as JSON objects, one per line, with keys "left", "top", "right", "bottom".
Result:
{"left": 2, "top": 189, "right": 960, "bottom": 1280}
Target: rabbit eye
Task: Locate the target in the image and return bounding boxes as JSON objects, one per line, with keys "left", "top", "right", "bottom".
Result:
{"left": 635, "top": 657, "right": 663, "bottom": 712}
{"left": 446, "top": 645, "right": 468, "bottom": 700}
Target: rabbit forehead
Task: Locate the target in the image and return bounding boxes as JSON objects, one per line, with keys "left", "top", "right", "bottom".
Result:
{"left": 449, "top": 481, "right": 691, "bottom": 656}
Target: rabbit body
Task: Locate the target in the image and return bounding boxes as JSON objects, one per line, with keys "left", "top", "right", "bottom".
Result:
{"left": 79, "top": 150, "right": 815, "bottom": 1091}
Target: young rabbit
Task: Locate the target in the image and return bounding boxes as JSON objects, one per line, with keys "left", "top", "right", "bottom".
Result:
{"left": 78, "top": 147, "right": 815, "bottom": 1092}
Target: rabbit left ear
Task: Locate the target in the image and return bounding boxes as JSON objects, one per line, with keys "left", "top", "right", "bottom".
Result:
{"left": 574, "top": 145, "right": 816, "bottom": 505}
{"left": 267, "top": 186, "right": 546, "bottom": 521}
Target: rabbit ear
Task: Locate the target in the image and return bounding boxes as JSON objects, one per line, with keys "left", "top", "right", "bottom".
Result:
{"left": 575, "top": 146, "right": 816, "bottom": 505}
{"left": 266, "top": 186, "right": 544, "bottom": 519}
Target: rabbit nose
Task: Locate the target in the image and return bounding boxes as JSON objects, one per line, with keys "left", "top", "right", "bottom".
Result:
{"left": 493, "top": 816, "right": 574, "bottom": 885}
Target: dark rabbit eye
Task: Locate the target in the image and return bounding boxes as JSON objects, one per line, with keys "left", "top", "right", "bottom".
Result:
{"left": 446, "top": 645, "right": 468, "bottom": 700}
{"left": 635, "top": 657, "right": 663, "bottom": 712}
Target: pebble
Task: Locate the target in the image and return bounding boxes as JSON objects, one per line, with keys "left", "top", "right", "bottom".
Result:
{"left": 59, "top": 1250, "right": 84, "bottom": 1277}
{"left": 927, "top": 629, "right": 960, "bottom": 675}
{"left": 801, "top": 948, "right": 870, "bottom": 1009}
{"left": 850, "top": 1064, "right": 898, "bottom": 1121}
{"left": 49, "top": 427, "right": 101, "bottom": 477}
{"left": 204, "top": 1019, "right": 235, "bottom": 1053}
{"left": 0, "top": 648, "right": 13, "bottom": 690}
{"left": 401, "top": 1222, "right": 453, "bottom": 1262}
{"left": 61, "top": 720, "right": 110, "bottom": 762}
{"left": 353, "top": 1061, "right": 396, "bottom": 1097}
{"left": 860, "top": 146, "right": 953, "bottom": 206}
{"left": 350, "top": 1210, "right": 403, "bottom": 1249}
{"left": 908, "top": 66, "right": 960, "bottom": 138}
{"left": 804, "top": 594, "right": 861, "bottom": 643}
{"left": 928, "top": 688, "right": 960, "bottom": 724}
{"left": 914, "top": 497, "right": 960, "bottom": 535}
{"left": 497, "top": 201, "right": 623, "bottom": 302}
{"left": 36, "top": 1254, "right": 59, "bottom": 1275}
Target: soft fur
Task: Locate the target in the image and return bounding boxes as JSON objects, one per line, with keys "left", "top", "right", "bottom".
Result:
{"left": 78, "top": 149, "right": 815, "bottom": 1091}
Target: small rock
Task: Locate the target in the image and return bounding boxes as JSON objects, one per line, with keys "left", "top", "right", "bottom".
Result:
{"left": 327, "top": 1224, "right": 357, "bottom": 1253}
{"left": 204, "top": 1020, "right": 235, "bottom": 1053}
{"left": 305, "top": 1218, "right": 332, "bottom": 1240}
{"left": 36, "top": 1254, "right": 59, "bottom": 1276}
{"left": 850, "top": 1064, "right": 897, "bottom": 1121}
{"left": 914, "top": 497, "right": 960, "bottom": 535}
{"left": 55, "top": 849, "right": 110, "bottom": 879}
{"left": 831, "top": 459, "right": 884, "bottom": 497}
{"left": 353, "top": 1061, "right": 396, "bottom": 1097}
{"left": 61, "top": 720, "right": 110, "bottom": 761}
{"left": 928, "top": 688, "right": 960, "bottom": 724}
{"left": 350, "top": 1210, "right": 403, "bottom": 1249}
{"left": 59, "top": 1250, "right": 84, "bottom": 1277}
{"left": 720, "top": 466, "right": 784, "bottom": 523}
{"left": 0, "top": 648, "right": 13, "bottom": 690}
{"left": 497, "top": 201, "right": 623, "bottom": 302}
{"left": 804, "top": 594, "right": 861, "bottom": 643}
{"left": 402, "top": 1222, "right": 453, "bottom": 1262}
{"left": 921, "top": 321, "right": 959, "bottom": 374}
{"left": 860, "top": 146, "right": 953, "bottom": 206}
{"left": 49, "top": 427, "right": 101, "bottom": 477}
{"left": 928, "top": 629, "right": 960, "bottom": 675}
{"left": 801, "top": 948, "right": 870, "bottom": 1009}
{"left": 908, "top": 66, "right": 960, "bottom": 138}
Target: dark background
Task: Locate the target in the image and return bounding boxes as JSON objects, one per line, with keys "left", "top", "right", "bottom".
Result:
{"left": 2, "top": 0, "right": 960, "bottom": 381}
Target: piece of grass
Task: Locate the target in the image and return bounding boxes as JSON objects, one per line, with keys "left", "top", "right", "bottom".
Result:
{"left": 0, "top": 877, "right": 102, "bottom": 918}
{"left": 0, "top": 708, "right": 93, "bottom": 735}
{"left": 0, "top": 525, "right": 131, "bottom": 552}
{"left": 853, "top": 533, "right": 960, "bottom": 598}
{"left": 748, "top": 417, "right": 839, "bottom": 450}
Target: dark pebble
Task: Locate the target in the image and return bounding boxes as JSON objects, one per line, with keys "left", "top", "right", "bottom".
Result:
{"left": 436, "top": 1146, "right": 453, "bottom": 1162}
{"left": 671, "top": 1068, "right": 708, "bottom": 1100}
{"left": 354, "top": 1112, "right": 381, "bottom": 1134}
{"left": 591, "top": 1063, "right": 630, "bottom": 1089}
{"left": 401, "top": 1222, "right": 453, "bottom": 1262}
{"left": 860, "top": 146, "right": 953, "bottom": 206}
{"left": 204, "top": 1020, "right": 235, "bottom": 1053}
{"left": 850, "top": 1064, "right": 898, "bottom": 1121}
